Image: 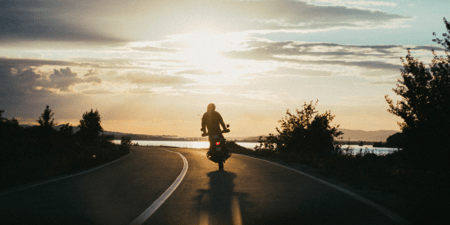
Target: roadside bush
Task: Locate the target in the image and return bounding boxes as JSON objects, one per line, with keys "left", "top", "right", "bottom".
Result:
{"left": 385, "top": 18, "right": 450, "bottom": 174}
{"left": 121, "top": 136, "right": 132, "bottom": 146}
{"left": 256, "top": 100, "right": 342, "bottom": 161}
{"left": 227, "top": 141, "right": 257, "bottom": 155}
{"left": 0, "top": 107, "right": 129, "bottom": 191}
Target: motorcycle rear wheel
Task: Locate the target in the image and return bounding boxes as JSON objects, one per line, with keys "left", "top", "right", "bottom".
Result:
{"left": 218, "top": 161, "right": 224, "bottom": 170}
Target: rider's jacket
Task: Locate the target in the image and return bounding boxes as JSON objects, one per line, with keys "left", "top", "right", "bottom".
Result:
{"left": 201, "top": 111, "right": 225, "bottom": 139}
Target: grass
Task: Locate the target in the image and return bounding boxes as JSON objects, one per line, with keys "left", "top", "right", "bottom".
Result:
{"left": 226, "top": 141, "right": 449, "bottom": 225}
{"left": 0, "top": 145, "right": 130, "bottom": 192}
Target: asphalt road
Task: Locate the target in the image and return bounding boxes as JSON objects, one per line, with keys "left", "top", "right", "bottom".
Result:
{"left": 0, "top": 146, "right": 407, "bottom": 225}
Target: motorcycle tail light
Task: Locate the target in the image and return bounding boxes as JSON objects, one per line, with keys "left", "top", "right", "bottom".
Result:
{"left": 216, "top": 142, "right": 221, "bottom": 146}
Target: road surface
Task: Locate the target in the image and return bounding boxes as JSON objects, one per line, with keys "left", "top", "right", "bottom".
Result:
{"left": 0, "top": 146, "right": 407, "bottom": 225}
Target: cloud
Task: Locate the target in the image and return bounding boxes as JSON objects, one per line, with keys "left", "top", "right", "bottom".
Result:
{"left": 236, "top": 90, "right": 281, "bottom": 102}
{"left": 175, "top": 70, "right": 221, "bottom": 76}
{"left": 1, "top": 0, "right": 409, "bottom": 44}
{"left": 228, "top": 0, "right": 407, "bottom": 31}
{"left": 305, "top": 0, "right": 398, "bottom": 8}
{"left": 0, "top": 58, "right": 76, "bottom": 70}
{"left": 0, "top": 67, "right": 51, "bottom": 97}
{"left": 127, "top": 87, "right": 154, "bottom": 95}
{"left": 229, "top": 41, "right": 404, "bottom": 58}
{"left": 223, "top": 41, "right": 404, "bottom": 73}
{"left": 270, "top": 67, "right": 333, "bottom": 76}
{"left": 0, "top": 58, "right": 102, "bottom": 97}
{"left": 45, "top": 67, "right": 101, "bottom": 92}
{"left": 367, "top": 80, "right": 397, "bottom": 85}
{"left": 124, "top": 73, "right": 190, "bottom": 84}
{"left": 84, "top": 70, "right": 98, "bottom": 77}
{"left": 80, "top": 87, "right": 114, "bottom": 95}
{"left": 131, "top": 46, "right": 179, "bottom": 53}
{"left": 0, "top": 0, "right": 123, "bottom": 44}
{"left": 0, "top": 57, "right": 142, "bottom": 71}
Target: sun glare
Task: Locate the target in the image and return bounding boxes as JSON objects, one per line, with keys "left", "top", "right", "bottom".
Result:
{"left": 173, "top": 31, "right": 248, "bottom": 74}
{"left": 129, "top": 31, "right": 274, "bottom": 86}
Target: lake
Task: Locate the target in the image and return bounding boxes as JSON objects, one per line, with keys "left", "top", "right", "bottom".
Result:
{"left": 113, "top": 140, "right": 399, "bottom": 155}
{"left": 341, "top": 145, "right": 399, "bottom": 155}
{"left": 112, "top": 140, "right": 260, "bottom": 149}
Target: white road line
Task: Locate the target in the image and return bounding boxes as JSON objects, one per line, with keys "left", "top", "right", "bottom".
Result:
{"left": 236, "top": 154, "right": 410, "bottom": 225}
{"left": 199, "top": 210, "right": 209, "bottom": 225}
{"left": 232, "top": 196, "right": 243, "bottom": 225}
{"left": 0, "top": 151, "right": 132, "bottom": 197}
{"left": 129, "top": 148, "right": 188, "bottom": 225}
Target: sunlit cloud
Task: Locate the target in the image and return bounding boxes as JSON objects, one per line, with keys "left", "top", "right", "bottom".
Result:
{"left": 124, "top": 72, "right": 189, "bottom": 84}
{"left": 1, "top": 0, "right": 408, "bottom": 45}
{"left": 3, "top": 0, "right": 447, "bottom": 136}
{"left": 305, "top": 0, "right": 398, "bottom": 8}
{"left": 237, "top": 90, "right": 281, "bottom": 102}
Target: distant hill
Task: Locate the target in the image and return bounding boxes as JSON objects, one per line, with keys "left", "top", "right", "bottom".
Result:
{"left": 231, "top": 129, "right": 399, "bottom": 143}
{"left": 103, "top": 130, "right": 180, "bottom": 141}
{"left": 338, "top": 129, "right": 399, "bottom": 142}
{"left": 50, "top": 125, "right": 181, "bottom": 141}
{"left": 38, "top": 125, "right": 399, "bottom": 142}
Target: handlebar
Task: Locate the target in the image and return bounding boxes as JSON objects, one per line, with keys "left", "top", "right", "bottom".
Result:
{"left": 201, "top": 128, "right": 230, "bottom": 137}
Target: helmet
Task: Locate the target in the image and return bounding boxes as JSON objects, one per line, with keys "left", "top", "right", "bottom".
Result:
{"left": 207, "top": 103, "right": 215, "bottom": 112}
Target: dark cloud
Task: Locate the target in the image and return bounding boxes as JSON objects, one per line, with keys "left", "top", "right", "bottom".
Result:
{"left": 0, "top": 57, "right": 143, "bottom": 72}
{"left": 1, "top": 0, "right": 408, "bottom": 43}
{"left": 0, "top": 58, "right": 76, "bottom": 70}
{"left": 0, "top": 67, "right": 51, "bottom": 98}
{"left": 409, "top": 45, "right": 446, "bottom": 52}
{"left": 0, "top": 62, "right": 106, "bottom": 122}
{"left": 237, "top": 41, "right": 405, "bottom": 58}
{"left": 68, "top": 58, "right": 151, "bottom": 70}
{"left": 0, "top": 58, "right": 102, "bottom": 99}
{"left": 0, "top": 0, "right": 123, "bottom": 44}
{"left": 84, "top": 69, "right": 98, "bottom": 77}
{"left": 223, "top": 41, "right": 403, "bottom": 71}
{"left": 46, "top": 67, "right": 101, "bottom": 92}
{"left": 227, "top": 0, "right": 408, "bottom": 31}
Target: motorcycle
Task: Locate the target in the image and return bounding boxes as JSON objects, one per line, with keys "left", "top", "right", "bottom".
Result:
{"left": 201, "top": 124, "right": 231, "bottom": 170}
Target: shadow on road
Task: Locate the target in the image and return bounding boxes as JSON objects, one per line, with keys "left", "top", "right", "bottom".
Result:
{"left": 194, "top": 170, "right": 251, "bottom": 225}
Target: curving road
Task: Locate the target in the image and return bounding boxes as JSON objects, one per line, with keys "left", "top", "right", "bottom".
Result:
{"left": 0, "top": 146, "right": 407, "bottom": 225}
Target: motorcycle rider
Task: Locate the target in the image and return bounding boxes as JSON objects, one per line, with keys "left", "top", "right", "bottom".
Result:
{"left": 201, "top": 103, "right": 229, "bottom": 156}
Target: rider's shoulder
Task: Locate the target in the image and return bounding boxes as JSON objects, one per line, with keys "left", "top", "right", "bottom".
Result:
{"left": 203, "top": 111, "right": 222, "bottom": 119}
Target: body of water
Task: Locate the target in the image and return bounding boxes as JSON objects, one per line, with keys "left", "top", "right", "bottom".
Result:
{"left": 113, "top": 140, "right": 260, "bottom": 149}
{"left": 113, "top": 140, "right": 399, "bottom": 155}
{"left": 342, "top": 145, "right": 399, "bottom": 155}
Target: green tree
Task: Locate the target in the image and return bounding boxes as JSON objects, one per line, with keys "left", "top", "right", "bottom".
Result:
{"left": 385, "top": 18, "right": 450, "bottom": 173}
{"left": 59, "top": 123, "right": 73, "bottom": 137}
{"left": 0, "top": 109, "right": 21, "bottom": 157}
{"left": 385, "top": 132, "right": 404, "bottom": 148}
{"left": 35, "top": 105, "right": 58, "bottom": 154}
{"left": 0, "top": 110, "right": 17, "bottom": 127}
{"left": 77, "top": 109, "right": 103, "bottom": 144}
{"left": 37, "top": 105, "right": 57, "bottom": 128}
{"left": 0, "top": 109, "right": 5, "bottom": 123}
{"left": 257, "top": 101, "right": 342, "bottom": 158}
{"left": 121, "top": 136, "right": 132, "bottom": 146}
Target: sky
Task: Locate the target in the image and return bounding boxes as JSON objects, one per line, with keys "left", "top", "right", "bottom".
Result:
{"left": 1, "top": 0, "right": 449, "bottom": 137}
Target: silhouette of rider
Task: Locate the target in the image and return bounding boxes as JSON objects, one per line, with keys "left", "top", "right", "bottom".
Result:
{"left": 201, "top": 103, "right": 229, "bottom": 153}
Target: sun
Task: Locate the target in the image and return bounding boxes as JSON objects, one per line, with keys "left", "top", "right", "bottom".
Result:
{"left": 165, "top": 31, "right": 274, "bottom": 86}
{"left": 173, "top": 31, "right": 247, "bottom": 72}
